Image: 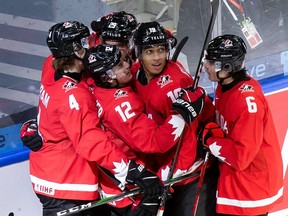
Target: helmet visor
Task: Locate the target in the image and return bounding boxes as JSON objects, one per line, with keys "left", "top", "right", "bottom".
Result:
{"left": 73, "top": 37, "right": 89, "bottom": 51}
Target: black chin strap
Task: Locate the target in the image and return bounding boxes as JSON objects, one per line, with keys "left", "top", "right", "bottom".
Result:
{"left": 216, "top": 71, "right": 232, "bottom": 85}
{"left": 73, "top": 48, "right": 87, "bottom": 61}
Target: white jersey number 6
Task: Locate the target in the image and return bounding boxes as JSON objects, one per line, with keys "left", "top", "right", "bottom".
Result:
{"left": 246, "top": 96, "right": 257, "bottom": 113}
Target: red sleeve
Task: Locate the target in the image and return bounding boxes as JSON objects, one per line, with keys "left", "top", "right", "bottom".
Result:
{"left": 207, "top": 88, "right": 266, "bottom": 170}
{"left": 101, "top": 91, "right": 186, "bottom": 153}
{"left": 197, "top": 95, "right": 216, "bottom": 132}
{"left": 59, "top": 85, "right": 129, "bottom": 185}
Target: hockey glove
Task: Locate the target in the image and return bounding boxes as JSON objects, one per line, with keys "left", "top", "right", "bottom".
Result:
{"left": 126, "top": 160, "right": 164, "bottom": 197}
{"left": 20, "top": 119, "right": 43, "bottom": 152}
{"left": 126, "top": 196, "right": 160, "bottom": 216}
{"left": 199, "top": 122, "right": 224, "bottom": 149}
{"left": 172, "top": 86, "right": 205, "bottom": 124}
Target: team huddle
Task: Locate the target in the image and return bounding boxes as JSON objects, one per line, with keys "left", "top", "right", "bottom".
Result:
{"left": 20, "top": 10, "right": 283, "bottom": 216}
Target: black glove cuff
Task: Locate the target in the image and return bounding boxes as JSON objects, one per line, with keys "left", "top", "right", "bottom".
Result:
{"left": 172, "top": 104, "right": 191, "bottom": 124}
{"left": 126, "top": 160, "right": 147, "bottom": 184}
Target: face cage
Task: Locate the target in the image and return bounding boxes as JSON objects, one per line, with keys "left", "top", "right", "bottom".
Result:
{"left": 214, "top": 61, "right": 222, "bottom": 72}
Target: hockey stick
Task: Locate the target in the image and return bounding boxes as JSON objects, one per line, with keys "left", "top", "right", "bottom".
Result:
{"left": 223, "top": 0, "right": 262, "bottom": 49}
{"left": 192, "top": 150, "right": 210, "bottom": 216}
{"left": 156, "top": 129, "right": 185, "bottom": 216}
{"left": 192, "top": 0, "right": 220, "bottom": 91}
{"left": 155, "top": 35, "right": 189, "bottom": 216}
{"left": 155, "top": 36, "right": 190, "bottom": 216}
{"left": 54, "top": 171, "right": 200, "bottom": 216}
{"left": 171, "top": 36, "right": 189, "bottom": 62}
{"left": 157, "top": 2, "right": 219, "bottom": 215}
{"left": 190, "top": 0, "right": 220, "bottom": 215}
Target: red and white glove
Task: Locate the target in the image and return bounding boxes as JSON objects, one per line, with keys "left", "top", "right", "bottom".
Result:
{"left": 199, "top": 122, "right": 225, "bottom": 149}
{"left": 172, "top": 86, "right": 206, "bottom": 124}
{"left": 20, "top": 119, "right": 43, "bottom": 152}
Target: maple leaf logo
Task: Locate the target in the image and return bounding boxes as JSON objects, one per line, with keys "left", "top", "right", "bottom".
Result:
{"left": 209, "top": 141, "right": 230, "bottom": 166}
{"left": 168, "top": 115, "right": 185, "bottom": 141}
{"left": 113, "top": 159, "right": 129, "bottom": 189}
{"left": 160, "top": 165, "right": 188, "bottom": 181}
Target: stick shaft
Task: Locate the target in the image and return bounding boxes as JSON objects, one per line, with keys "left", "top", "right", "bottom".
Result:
{"left": 192, "top": 0, "right": 220, "bottom": 91}
{"left": 55, "top": 171, "right": 200, "bottom": 216}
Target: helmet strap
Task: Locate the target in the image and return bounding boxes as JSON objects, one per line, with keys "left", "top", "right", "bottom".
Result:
{"left": 110, "top": 79, "right": 120, "bottom": 88}
{"left": 216, "top": 71, "right": 232, "bottom": 85}
{"left": 73, "top": 48, "right": 87, "bottom": 61}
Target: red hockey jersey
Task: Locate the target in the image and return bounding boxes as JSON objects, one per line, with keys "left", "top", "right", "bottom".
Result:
{"left": 30, "top": 64, "right": 129, "bottom": 200}
{"left": 88, "top": 80, "right": 188, "bottom": 207}
{"left": 131, "top": 60, "right": 213, "bottom": 183}
{"left": 88, "top": 79, "right": 186, "bottom": 167}
{"left": 207, "top": 77, "right": 283, "bottom": 215}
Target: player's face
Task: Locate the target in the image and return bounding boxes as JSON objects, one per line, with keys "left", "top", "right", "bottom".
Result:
{"left": 204, "top": 59, "right": 219, "bottom": 82}
{"left": 140, "top": 45, "right": 167, "bottom": 78}
{"left": 112, "top": 59, "right": 132, "bottom": 86}
{"left": 204, "top": 59, "right": 233, "bottom": 84}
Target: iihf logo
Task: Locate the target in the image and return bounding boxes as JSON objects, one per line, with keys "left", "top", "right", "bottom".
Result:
{"left": 157, "top": 75, "right": 172, "bottom": 88}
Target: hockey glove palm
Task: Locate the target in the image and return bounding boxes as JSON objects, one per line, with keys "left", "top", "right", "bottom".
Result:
{"left": 126, "top": 160, "right": 164, "bottom": 197}
{"left": 20, "top": 119, "right": 43, "bottom": 152}
{"left": 172, "top": 86, "right": 205, "bottom": 124}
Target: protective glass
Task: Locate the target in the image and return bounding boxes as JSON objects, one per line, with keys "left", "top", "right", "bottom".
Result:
{"left": 204, "top": 59, "right": 222, "bottom": 72}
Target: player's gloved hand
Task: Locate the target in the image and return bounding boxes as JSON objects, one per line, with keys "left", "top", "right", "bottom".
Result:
{"left": 126, "top": 160, "right": 164, "bottom": 197}
{"left": 20, "top": 119, "right": 43, "bottom": 152}
{"left": 172, "top": 86, "right": 206, "bottom": 124}
{"left": 198, "top": 122, "right": 224, "bottom": 149}
{"left": 126, "top": 196, "right": 160, "bottom": 216}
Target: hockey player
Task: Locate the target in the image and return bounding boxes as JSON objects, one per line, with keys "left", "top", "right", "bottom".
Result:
{"left": 20, "top": 21, "right": 164, "bottom": 216}
{"left": 82, "top": 44, "right": 206, "bottom": 215}
{"left": 90, "top": 11, "right": 177, "bottom": 66}
{"left": 130, "top": 21, "right": 218, "bottom": 216}
{"left": 90, "top": 11, "right": 138, "bottom": 65}
{"left": 202, "top": 34, "right": 283, "bottom": 216}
